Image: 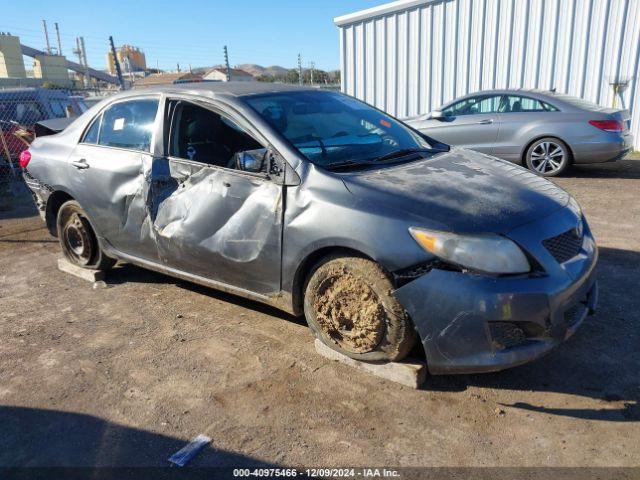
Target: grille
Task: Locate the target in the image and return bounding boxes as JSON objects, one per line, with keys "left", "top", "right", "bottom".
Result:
{"left": 542, "top": 229, "right": 582, "bottom": 264}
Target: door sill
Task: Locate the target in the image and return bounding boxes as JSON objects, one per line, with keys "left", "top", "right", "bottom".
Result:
{"left": 102, "top": 244, "right": 289, "bottom": 311}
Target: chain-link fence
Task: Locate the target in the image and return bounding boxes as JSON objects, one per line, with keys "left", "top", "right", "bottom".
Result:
{"left": 0, "top": 86, "right": 109, "bottom": 213}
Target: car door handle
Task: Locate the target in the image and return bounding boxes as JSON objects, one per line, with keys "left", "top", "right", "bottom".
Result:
{"left": 477, "top": 119, "right": 494, "bottom": 124}
{"left": 71, "top": 159, "right": 89, "bottom": 169}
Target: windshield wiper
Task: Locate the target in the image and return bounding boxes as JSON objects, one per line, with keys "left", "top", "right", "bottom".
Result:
{"left": 324, "top": 160, "right": 374, "bottom": 171}
{"left": 369, "top": 148, "right": 434, "bottom": 163}
{"left": 325, "top": 148, "right": 438, "bottom": 171}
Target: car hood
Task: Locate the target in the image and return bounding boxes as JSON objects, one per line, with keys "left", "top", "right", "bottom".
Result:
{"left": 341, "top": 148, "right": 570, "bottom": 234}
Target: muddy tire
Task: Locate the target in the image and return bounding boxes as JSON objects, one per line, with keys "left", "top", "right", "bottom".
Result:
{"left": 56, "top": 200, "right": 115, "bottom": 270}
{"left": 303, "top": 256, "right": 416, "bottom": 362}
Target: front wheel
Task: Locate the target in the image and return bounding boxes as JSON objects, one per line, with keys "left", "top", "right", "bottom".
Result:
{"left": 303, "top": 256, "right": 416, "bottom": 362}
{"left": 525, "top": 137, "right": 571, "bottom": 177}
{"left": 56, "top": 200, "right": 115, "bottom": 270}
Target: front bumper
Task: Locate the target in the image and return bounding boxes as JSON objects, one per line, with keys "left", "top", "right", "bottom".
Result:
{"left": 395, "top": 206, "right": 598, "bottom": 375}
{"left": 396, "top": 264, "right": 597, "bottom": 374}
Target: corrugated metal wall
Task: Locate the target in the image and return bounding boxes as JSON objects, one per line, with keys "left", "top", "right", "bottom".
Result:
{"left": 336, "top": 0, "right": 640, "bottom": 149}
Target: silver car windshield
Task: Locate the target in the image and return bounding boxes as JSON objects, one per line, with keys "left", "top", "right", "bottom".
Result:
{"left": 244, "top": 91, "right": 439, "bottom": 169}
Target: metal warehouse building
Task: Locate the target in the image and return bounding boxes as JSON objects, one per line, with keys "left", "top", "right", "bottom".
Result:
{"left": 335, "top": 0, "right": 640, "bottom": 149}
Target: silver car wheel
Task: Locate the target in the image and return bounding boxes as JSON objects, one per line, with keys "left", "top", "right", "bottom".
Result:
{"left": 530, "top": 141, "right": 565, "bottom": 174}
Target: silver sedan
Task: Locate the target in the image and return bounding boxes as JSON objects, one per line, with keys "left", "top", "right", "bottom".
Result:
{"left": 406, "top": 89, "right": 633, "bottom": 176}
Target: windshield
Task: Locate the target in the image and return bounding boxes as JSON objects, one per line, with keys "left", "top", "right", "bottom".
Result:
{"left": 244, "top": 91, "right": 440, "bottom": 168}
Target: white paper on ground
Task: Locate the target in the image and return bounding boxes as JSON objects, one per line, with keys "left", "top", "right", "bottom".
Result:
{"left": 168, "top": 434, "right": 211, "bottom": 467}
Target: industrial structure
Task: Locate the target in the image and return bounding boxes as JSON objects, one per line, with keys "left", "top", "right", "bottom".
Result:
{"left": 106, "top": 44, "right": 146, "bottom": 75}
{"left": 0, "top": 22, "right": 118, "bottom": 87}
{"left": 335, "top": 0, "right": 640, "bottom": 149}
{"left": 0, "top": 34, "right": 26, "bottom": 78}
{"left": 32, "top": 53, "right": 69, "bottom": 83}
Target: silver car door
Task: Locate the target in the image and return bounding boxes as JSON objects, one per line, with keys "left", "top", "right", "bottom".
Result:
{"left": 68, "top": 96, "right": 161, "bottom": 261}
{"left": 492, "top": 95, "right": 557, "bottom": 162}
{"left": 414, "top": 95, "right": 501, "bottom": 153}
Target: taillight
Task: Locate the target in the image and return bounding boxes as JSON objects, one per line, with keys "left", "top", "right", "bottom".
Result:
{"left": 18, "top": 149, "right": 31, "bottom": 168}
{"left": 588, "top": 120, "right": 623, "bottom": 132}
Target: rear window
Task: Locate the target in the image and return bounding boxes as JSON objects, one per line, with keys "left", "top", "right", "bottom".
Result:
{"left": 98, "top": 99, "right": 159, "bottom": 151}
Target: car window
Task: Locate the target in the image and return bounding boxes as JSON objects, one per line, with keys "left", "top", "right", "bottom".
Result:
{"left": 82, "top": 113, "right": 102, "bottom": 144}
{"left": 98, "top": 99, "right": 158, "bottom": 152}
{"left": 443, "top": 95, "right": 501, "bottom": 116}
{"left": 499, "top": 95, "right": 557, "bottom": 113}
{"left": 169, "top": 101, "right": 264, "bottom": 170}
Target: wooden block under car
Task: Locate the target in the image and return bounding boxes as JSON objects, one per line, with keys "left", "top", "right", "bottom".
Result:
{"left": 314, "top": 339, "right": 427, "bottom": 388}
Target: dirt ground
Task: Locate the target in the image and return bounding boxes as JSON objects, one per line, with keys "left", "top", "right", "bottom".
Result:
{"left": 0, "top": 158, "right": 639, "bottom": 472}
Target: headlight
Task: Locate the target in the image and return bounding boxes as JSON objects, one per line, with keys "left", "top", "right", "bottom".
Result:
{"left": 409, "top": 227, "right": 530, "bottom": 274}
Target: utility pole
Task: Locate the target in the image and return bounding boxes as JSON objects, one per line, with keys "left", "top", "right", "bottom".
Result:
{"left": 109, "top": 36, "right": 125, "bottom": 90}
{"left": 73, "top": 37, "right": 83, "bottom": 64}
{"left": 309, "top": 61, "right": 315, "bottom": 86}
{"left": 42, "top": 20, "right": 51, "bottom": 54}
{"left": 73, "top": 37, "right": 87, "bottom": 88}
{"left": 297, "top": 54, "right": 302, "bottom": 85}
{"left": 80, "top": 37, "right": 90, "bottom": 88}
{"left": 54, "top": 22, "right": 62, "bottom": 55}
{"left": 80, "top": 37, "right": 88, "bottom": 66}
{"left": 224, "top": 45, "right": 231, "bottom": 81}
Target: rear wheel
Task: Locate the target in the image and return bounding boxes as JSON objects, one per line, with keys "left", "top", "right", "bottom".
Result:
{"left": 303, "top": 256, "right": 416, "bottom": 362}
{"left": 525, "top": 137, "right": 571, "bottom": 177}
{"left": 56, "top": 200, "right": 115, "bottom": 270}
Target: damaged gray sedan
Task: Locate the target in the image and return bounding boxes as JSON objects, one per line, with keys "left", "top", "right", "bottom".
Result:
{"left": 22, "top": 83, "right": 598, "bottom": 374}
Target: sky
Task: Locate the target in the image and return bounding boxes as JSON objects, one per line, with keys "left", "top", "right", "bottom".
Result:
{"left": 0, "top": 0, "right": 383, "bottom": 72}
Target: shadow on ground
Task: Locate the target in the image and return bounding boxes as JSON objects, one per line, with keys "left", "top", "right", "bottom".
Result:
{"left": 105, "top": 263, "right": 302, "bottom": 324}
{"left": 566, "top": 158, "right": 640, "bottom": 179}
{"left": 0, "top": 405, "right": 280, "bottom": 476}
{"left": 422, "top": 246, "right": 640, "bottom": 422}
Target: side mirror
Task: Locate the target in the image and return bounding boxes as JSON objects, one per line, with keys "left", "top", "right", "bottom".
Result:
{"left": 235, "top": 149, "right": 266, "bottom": 173}
{"left": 429, "top": 110, "right": 445, "bottom": 120}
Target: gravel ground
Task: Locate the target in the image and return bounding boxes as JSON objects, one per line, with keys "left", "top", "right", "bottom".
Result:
{"left": 0, "top": 158, "right": 638, "bottom": 472}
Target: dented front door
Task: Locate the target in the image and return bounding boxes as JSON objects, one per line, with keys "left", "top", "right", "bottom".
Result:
{"left": 148, "top": 158, "right": 283, "bottom": 295}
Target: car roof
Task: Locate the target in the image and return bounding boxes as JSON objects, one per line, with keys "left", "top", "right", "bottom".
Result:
{"left": 118, "top": 81, "right": 318, "bottom": 100}
{"left": 441, "top": 88, "right": 617, "bottom": 113}
{"left": 447, "top": 88, "right": 559, "bottom": 101}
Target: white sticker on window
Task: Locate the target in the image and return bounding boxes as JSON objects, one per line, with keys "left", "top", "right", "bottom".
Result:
{"left": 113, "top": 117, "right": 125, "bottom": 131}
